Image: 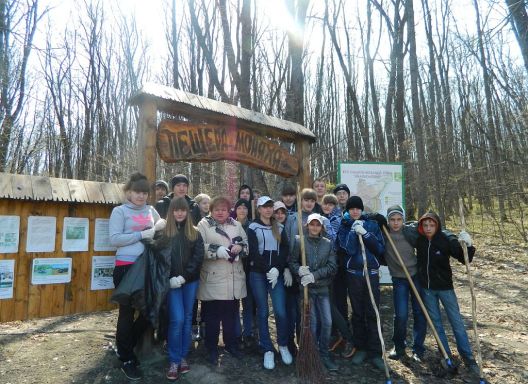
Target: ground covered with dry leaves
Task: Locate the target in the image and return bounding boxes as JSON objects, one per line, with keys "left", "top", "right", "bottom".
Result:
{"left": 0, "top": 236, "right": 526, "bottom": 384}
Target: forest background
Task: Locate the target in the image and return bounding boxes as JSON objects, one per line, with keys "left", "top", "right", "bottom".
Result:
{"left": 1, "top": 0, "right": 527, "bottom": 233}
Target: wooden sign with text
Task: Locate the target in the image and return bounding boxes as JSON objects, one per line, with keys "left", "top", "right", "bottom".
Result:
{"left": 157, "top": 120, "right": 299, "bottom": 177}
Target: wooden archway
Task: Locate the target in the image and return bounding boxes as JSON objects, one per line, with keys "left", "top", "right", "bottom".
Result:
{"left": 128, "top": 83, "right": 316, "bottom": 192}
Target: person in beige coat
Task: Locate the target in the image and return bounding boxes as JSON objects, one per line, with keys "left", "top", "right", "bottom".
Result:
{"left": 197, "top": 196, "right": 248, "bottom": 365}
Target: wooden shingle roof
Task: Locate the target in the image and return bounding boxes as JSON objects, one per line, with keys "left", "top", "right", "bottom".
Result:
{"left": 128, "top": 82, "right": 316, "bottom": 143}
{"left": 0, "top": 173, "right": 124, "bottom": 204}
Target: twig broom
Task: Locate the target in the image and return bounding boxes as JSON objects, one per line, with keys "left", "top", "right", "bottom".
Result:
{"left": 295, "top": 182, "right": 325, "bottom": 383}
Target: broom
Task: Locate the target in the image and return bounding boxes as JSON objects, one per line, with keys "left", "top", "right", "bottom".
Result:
{"left": 295, "top": 182, "right": 325, "bottom": 383}
{"left": 458, "top": 199, "right": 487, "bottom": 384}
{"left": 357, "top": 234, "right": 392, "bottom": 384}
{"left": 381, "top": 225, "right": 458, "bottom": 375}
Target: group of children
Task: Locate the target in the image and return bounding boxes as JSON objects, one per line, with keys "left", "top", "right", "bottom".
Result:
{"left": 109, "top": 172, "right": 480, "bottom": 381}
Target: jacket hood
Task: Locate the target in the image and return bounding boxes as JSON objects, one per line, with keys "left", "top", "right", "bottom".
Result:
{"left": 418, "top": 211, "right": 442, "bottom": 236}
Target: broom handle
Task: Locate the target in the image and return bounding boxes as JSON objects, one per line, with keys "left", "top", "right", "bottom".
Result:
{"left": 358, "top": 234, "right": 391, "bottom": 381}
{"left": 458, "top": 198, "right": 484, "bottom": 378}
{"left": 296, "top": 183, "right": 308, "bottom": 304}
{"left": 382, "top": 225, "right": 451, "bottom": 360}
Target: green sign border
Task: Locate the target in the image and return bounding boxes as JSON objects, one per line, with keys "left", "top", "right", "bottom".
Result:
{"left": 337, "top": 161, "right": 406, "bottom": 212}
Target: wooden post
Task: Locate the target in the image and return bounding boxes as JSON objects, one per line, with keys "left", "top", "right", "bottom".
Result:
{"left": 137, "top": 100, "right": 158, "bottom": 204}
{"left": 295, "top": 138, "right": 312, "bottom": 189}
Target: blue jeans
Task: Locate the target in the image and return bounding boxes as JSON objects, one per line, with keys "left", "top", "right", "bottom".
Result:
{"left": 167, "top": 280, "right": 199, "bottom": 364}
{"left": 250, "top": 272, "right": 289, "bottom": 351}
{"left": 422, "top": 288, "right": 474, "bottom": 360}
{"left": 392, "top": 276, "right": 426, "bottom": 355}
{"left": 309, "top": 292, "right": 332, "bottom": 357}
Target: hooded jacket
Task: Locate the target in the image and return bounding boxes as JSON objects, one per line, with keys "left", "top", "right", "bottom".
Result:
{"left": 335, "top": 213, "right": 385, "bottom": 272}
{"left": 289, "top": 233, "right": 337, "bottom": 293}
{"left": 416, "top": 212, "right": 475, "bottom": 290}
{"left": 248, "top": 218, "right": 290, "bottom": 274}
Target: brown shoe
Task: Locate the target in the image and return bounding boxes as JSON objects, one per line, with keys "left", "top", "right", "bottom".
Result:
{"left": 328, "top": 336, "right": 344, "bottom": 352}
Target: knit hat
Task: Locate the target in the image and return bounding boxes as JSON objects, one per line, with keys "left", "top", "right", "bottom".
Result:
{"left": 333, "top": 183, "right": 350, "bottom": 196}
{"left": 155, "top": 180, "right": 169, "bottom": 191}
{"left": 387, "top": 204, "right": 405, "bottom": 220}
{"left": 235, "top": 198, "right": 251, "bottom": 211}
{"left": 170, "top": 174, "right": 189, "bottom": 189}
{"left": 345, "top": 196, "right": 364, "bottom": 211}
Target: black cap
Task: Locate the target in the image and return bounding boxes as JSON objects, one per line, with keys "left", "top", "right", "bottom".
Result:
{"left": 171, "top": 174, "right": 189, "bottom": 189}
{"left": 345, "top": 196, "right": 364, "bottom": 211}
{"left": 333, "top": 183, "right": 350, "bottom": 195}
{"left": 234, "top": 199, "right": 251, "bottom": 211}
{"left": 155, "top": 180, "right": 169, "bottom": 191}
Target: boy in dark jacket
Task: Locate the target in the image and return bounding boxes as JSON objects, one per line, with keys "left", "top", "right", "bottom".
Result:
{"left": 335, "top": 196, "right": 385, "bottom": 370}
{"left": 416, "top": 211, "right": 479, "bottom": 374}
{"left": 290, "top": 213, "right": 338, "bottom": 371}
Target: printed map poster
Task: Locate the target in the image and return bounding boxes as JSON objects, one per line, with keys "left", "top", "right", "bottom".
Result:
{"left": 94, "top": 219, "right": 116, "bottom": 252}
{"left": 31, "top": 258, "right": 72, "bottom": 285}
{"left": 91, "top": 256, "right": 115, "bottom": 290}
{"left": 27, "top": 216, "right": 56, "bottom": 253}
{"left": 0, "top": 259, "right": 15, "bottom": 299}
{"left": 339, "top": 162, "right": 404, "bottom": 214}
{"left": 62, "top": 217, "right": 89, "bottom": 252}
{"left": 0, "top": 216, "right": 20, "bottom": 253}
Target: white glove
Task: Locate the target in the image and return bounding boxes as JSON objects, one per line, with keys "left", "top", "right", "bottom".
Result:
{"left": 300, "top": 273, "right": 315, "bottom": 287}
{"left": 283, "top": 268, "right": 293, "bottom": 287}
{"left": 266, "top": 267, "right": 279, "bottom": 289}
{"left": 298, "top": 265, "right": 311, "bottom": 277}
{"left": 216, "top": 246, "right": 230, "bottom": 260}
{"left": 175, "top": 275, "right": 186, "bottom": 286}
{"left": 352, "top": 220, "right": 367, "bottom": 236}
{"left": 458, "top": 231, "right": 472, "bottom": 247}
{"left": 170, "top": 276, "right": 182, "bottom": 289}
{"left": 140, "top": 227, "right": 155, "bottom": 240}
{"left": 154, "top": 219, "right": 166, "bottom": 231}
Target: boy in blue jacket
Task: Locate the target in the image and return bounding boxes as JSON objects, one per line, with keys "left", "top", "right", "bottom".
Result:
{"left": 335, "top": 196, "right": 385, "bottom": 370}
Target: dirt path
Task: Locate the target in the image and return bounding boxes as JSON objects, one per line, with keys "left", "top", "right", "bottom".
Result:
{"left": 1, "top": 238, "right": 526, "bottom": 384}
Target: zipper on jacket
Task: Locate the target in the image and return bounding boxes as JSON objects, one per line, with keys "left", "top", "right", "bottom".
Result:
{"left": 427, "top": 240, "right": 431, "bottom": 289}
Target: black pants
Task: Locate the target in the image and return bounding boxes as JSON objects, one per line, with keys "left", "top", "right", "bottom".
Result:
{"left": 113, "top": 265, "right": 149, "bottom": 362}
{"left": 202, "top": 300, "right": 237, "bottom": 351}
{"left": 333, "top": 266, "right": 349, "bottom": 324}
{"left": 346, "top": 273, "right": 382, "bottom": 357}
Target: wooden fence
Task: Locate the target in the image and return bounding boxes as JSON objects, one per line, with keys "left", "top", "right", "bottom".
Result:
{"left": 0, "top": 173, "right": 125, "bottom": 322}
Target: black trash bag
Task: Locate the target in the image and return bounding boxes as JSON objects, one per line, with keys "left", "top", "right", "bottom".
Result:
{"left": 110, "top": 242, "right": 171, "bottom": 330}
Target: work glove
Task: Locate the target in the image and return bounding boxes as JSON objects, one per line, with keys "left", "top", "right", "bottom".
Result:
{"left": 283, "top": 268, "right": 293, "bottom": 287}
{"left": 154, "top": 219, "right": 166, "bottom": 231}
{"left": 140, "top": 227, "right": 155, "bottom": 240}
{"left": 300, "top": 273, "right": 315, "bottom": 287}
{"left": 458, "top": 231, "right": 472, "bottom": 247}
{"left": 216, "top": 246, "right": 230, "bottom": 260}
{"left": 175, "top": 275, "right": 186, "bottom": 286}
{"left": 266, "top": 267, "right": 279, "bottom": 289}
{"left": 169, "top": 276, "right": 182, "bottom": 289}
{"left": 298, "top": 265, "right": 311, "bottom": 277}
{"left": 352, "top": 220, "right": 367, "bottom": 236}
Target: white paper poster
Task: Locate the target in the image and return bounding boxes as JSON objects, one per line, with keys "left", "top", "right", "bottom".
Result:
{"left": 0, "top": 216, "right": 20, "bottom": 253}
{"left": 31, "top": 258, "right": 72, "bottom": 285}
{"left": 62, "top": 217, "right": 89, "bottom": 252}
{"left": 26, "top": 216, "right": 57, "bottom": 253}
{"left": 339, "top": 162, "right": 404, "bottom": 214}
{"left": 91, "top": 256, "right": 116, "bottom": 290}
{"left": 0, "top": 259, "right": 15, "bottom": 299}
{"left": 94, "top": 219, "right": 116, "bottom": 251}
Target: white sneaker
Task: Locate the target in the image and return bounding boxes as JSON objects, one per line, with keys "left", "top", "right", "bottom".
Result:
{"left": 278, "top": 346, "right": 293, "bottom": 365}
{"left": 263, "top": 351, "right": 275, "bottom": 370}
